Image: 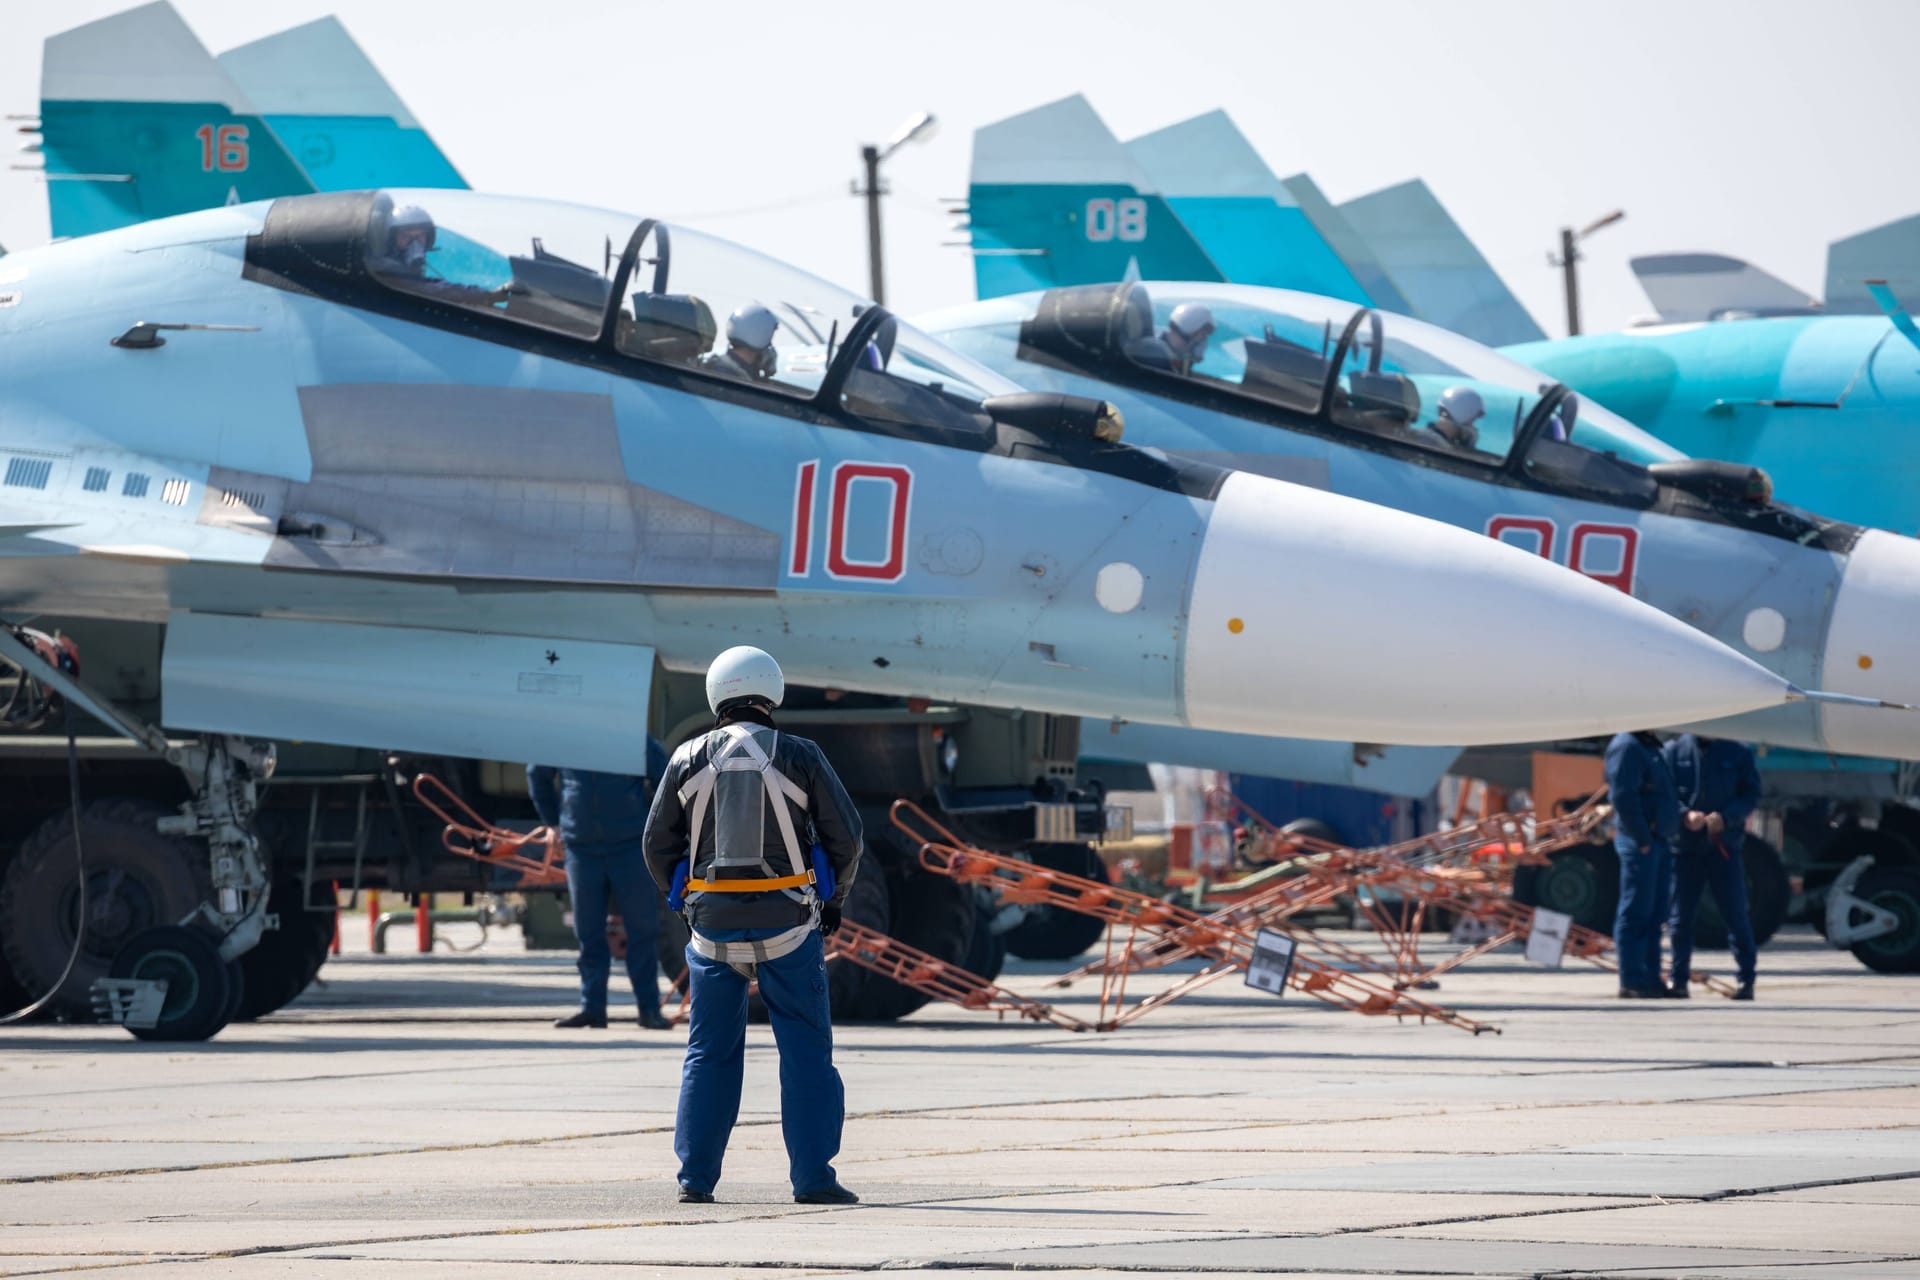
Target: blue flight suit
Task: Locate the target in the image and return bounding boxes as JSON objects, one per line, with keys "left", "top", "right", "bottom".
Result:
{"left": 528, "top": 746, "right": 668, "bottom": 1019}
{"left": 1664, "top": 735, "right": 1761, "bottom": 987}
{"left": 1604, "top": 731, "right": 1681, "bottom": 992}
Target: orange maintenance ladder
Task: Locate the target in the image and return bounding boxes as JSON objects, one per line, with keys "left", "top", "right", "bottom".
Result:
{"left": 891, "top": 799, "right": 1498, "bottom": 1035}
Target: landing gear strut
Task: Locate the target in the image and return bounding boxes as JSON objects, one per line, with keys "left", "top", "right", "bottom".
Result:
{"left": 0, "top": 627, "right": 275, "bottom": 1040}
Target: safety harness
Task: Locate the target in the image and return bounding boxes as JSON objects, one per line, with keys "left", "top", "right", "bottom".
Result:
{"left": 676, "top": 722, "right": 818, "bottom": 971}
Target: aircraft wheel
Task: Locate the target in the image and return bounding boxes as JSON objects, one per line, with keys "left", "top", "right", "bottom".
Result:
{"left": 1688, "top": 837, "right": 1790, "bottom": 949}
{"left": 110, "top": 925, "right": 234, "bottom": 1042}
{"left": 1846, "top": 865, "right": 1920, "bottom": 974}
{"left": 853, "top": 863, "right": 974, "bottom": 1022}
{"left": 221, "top": 958, "right": 248, "bottom": 1029}
{"left": 235, "top": 876, "right": 337, "bottom": 1021}
{"left": 1512, "top": 842, "right": 1619, "bottom": 936}
{"left": 0, "top": 800, "right": 212, "bottom": 1017}
{"left": 1003, "top": 844, "right": 1111, "bottom": 961}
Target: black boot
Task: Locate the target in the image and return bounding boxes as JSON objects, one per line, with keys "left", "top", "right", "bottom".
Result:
{"left": 638, "top": 1009, "right": 673, "bottom": 1030}
{"left": 678, "top": 1185, "right": 714, "bottom": 1204}
{"left": 1732, "top": 982, "right": 1755, "bottom": 1001}
{"left": 554, "top": 1010, "right": 607, "bottom": 1029}
{"left": 794, "top": 1182, "right": 859, "bottom": 1205}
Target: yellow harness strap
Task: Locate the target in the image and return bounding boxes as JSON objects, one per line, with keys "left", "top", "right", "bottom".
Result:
{"left": 687, "top": 871, "right": 815, "bottom": 894}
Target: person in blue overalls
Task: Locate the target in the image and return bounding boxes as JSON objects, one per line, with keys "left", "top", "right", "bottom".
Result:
{"left": 1604, "top": 729, "right": 1681, "bottom": 998}
{"left": 1664, "top": 734, "right": 1761, "bottom": 1001}
{"left": 644, "top": 646, "right": 865, "bottom": 1206}
{"left": 529, "top": 742, "right": 672, "bottom": 1030}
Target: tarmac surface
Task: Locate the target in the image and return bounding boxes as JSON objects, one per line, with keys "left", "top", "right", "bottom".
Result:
{"left": 2, "top": 922, "right": 1917, "bottom": 1279}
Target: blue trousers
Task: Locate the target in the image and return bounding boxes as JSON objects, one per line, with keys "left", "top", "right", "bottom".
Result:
{"left": 565, "top": 845, "right": 661, "bottom": 1016}
{"left": 1670, "top": 843, "right": 1758, "bottom": 985}
{"left": 1614, "top": 837, "right": 1673, "bottom": 990}
{"left": 675, "top": 928, "right": 844, "bottom": 1197}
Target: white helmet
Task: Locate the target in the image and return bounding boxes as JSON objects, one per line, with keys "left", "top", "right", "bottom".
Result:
{"left": 727, "top": 303, "right": 779, "bottom": 351}
{"left": 705, "top": 645, "right": 785, "bottom": 714}
{"left": 1167, "top": 302, "right": 1215, "bottom": 344}
{"left": 1437, "top": 385, "right": 1486, "bottom": 428}
{"left": 389, "top": 203, "right": 436, "bottom": 265}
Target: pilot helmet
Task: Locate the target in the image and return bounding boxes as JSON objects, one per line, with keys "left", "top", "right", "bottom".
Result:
{"left": 1166, "top": 302, "right": 1216, "bottom": 360}
{"left": 726, "top": 304, "right": 780, "bottom": 377}
{"left": 1435, "top": 386, "right": 1485, "bottom": 449}
{"left": 706, "top": 645, "right": 785, "bottom": 715}
{"left": 389, "top": 204, "right": 437, "bottom": 268}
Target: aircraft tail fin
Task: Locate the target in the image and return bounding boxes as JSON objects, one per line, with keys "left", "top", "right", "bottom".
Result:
{"left": 966, "top": 95, "right": 1221, "bottom": 298}
{"left": 1337, "top": 179, "right": 1545, "bottom": 345}
{"left": 1630, "top": 252, "right": 1818, "bottom": 322}
{"left": 37, "top": 1, "right": 313, "bottom": 238}
{"left": 219, "top": 17, "right": 468, "bottom": 192}
{"left": 1122, "top": 111, "right": 1374, "bottom": 305}
{"left": 1825, "top": 213, "right": 1920, "bottom": 316}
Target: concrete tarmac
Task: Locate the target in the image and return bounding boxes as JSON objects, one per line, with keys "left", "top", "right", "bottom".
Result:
{"left": 2, "top": 923, "right": 1917, "bottom": 1278}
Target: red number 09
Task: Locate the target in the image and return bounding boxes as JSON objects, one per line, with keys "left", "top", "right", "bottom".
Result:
{"left": 788, "top": 460, "right": 912, "bottom": 582}
{"left": 195, "top": 124, "right": 250, "bottom": 173}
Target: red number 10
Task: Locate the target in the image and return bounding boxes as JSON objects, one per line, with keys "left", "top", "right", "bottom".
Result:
{"left": 195, "top": 124, "right": 250, "bottom": 173}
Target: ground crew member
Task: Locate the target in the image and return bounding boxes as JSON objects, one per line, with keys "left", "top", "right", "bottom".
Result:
{"left": 528, "top": 750, "right": 672, "bottom": 1030}
{"left": 644, "top": 646, "right": 864, "bottom": 1206}
{"left": 1604, "top": 729, "right": 1680, "bottom": 998}
{"left": 1664, "top": 734, "right": 1761, "bottom": 1001}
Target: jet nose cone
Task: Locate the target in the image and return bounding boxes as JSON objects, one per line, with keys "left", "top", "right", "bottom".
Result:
{"left": 1818, "top": 529, "right": 1920, "bottom": 759}
{"left": 1182, "top": 473, "right": 1789, "bottom": 746}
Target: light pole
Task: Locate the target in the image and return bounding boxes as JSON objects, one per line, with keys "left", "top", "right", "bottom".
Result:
{"left": 853, "top": 110, "right": 937, "bottom": 306}
{"left": 1550, "top": 209, "right": 1625, "bottom": 336}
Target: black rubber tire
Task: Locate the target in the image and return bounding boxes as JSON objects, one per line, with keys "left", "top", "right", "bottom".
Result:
{"left": 962, "top": 892, "right": 1008, "bottom": 982}
{"left": 1845, "top": 865, "right": 1920, "bottom": 974}
{"left": 852, "top": 864, "right": 975, "bottom": 1022}
{"left": 234, "top": 876, "right": 338, "bottom": 1021}
{"left": 221, "top": 959, "right": 248, "bottom": 1029}
{"left": 1003, "top": 844, "right": 1112, "bottom": 961}
{"left": 1689, "top": 837, "right": 1790, "bottom": 950}
{"left": 110, "top": 924, "right": 233, "bottom": 1042}
{"left": 0, "top": 848, "right": 31, "bottom": 1017}
{"left": 1512, "top": 842, "right": 1620, "bottom": 936}
{"left": 0, "top": 800, "right": 212, "bottom": 1017}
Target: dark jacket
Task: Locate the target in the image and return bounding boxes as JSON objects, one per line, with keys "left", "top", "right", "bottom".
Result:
{"left": 1605, "top": 731, "right": 1680, "bottom": 851}
{"left": 1664, "top": 734, "right": 1761, "bottom": 856}
{"left": 642, "top": 717, "right": 863, "bottom": 935}
{"left": 526, "top": 749, "right": 664, "bottom": 857}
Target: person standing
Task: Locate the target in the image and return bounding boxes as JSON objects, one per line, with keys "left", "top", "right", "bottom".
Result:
{"left": 1605, "top": 729, "right": 1681, "bottom": 998}
{"left": 644, "top": 646, "right": 864, "bottom": 1206}
{"left": 1665, "top": 734, "right": 1762, "bottom": 1001}
{"left": 529, "top": 747, "right": 672, "bottom": 1030}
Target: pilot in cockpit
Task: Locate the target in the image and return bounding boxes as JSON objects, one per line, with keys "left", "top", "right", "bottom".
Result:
{"left": 1125, "top": 303, "right": 1216, "bottom": 378}
{"left": 1424, "top": 386, "right": 1485, "bottom": 452}
{"left": 702, "top": 304, "right": 780, "bottom": 382}
{"left": 371, "top": 204, "right": 511, "bottom": 307}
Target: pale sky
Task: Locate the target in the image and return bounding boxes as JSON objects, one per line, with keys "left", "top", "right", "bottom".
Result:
{"left": 3, "top": 0, "right": 1916, "bottom": 338}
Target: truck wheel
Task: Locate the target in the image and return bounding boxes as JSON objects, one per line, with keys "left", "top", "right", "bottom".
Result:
{"left": 963, "top": 893, "right": 1008, "bottom": 982}
{"left": 854, "top": 865, "right": 974, "bottom": 1021}
{"left": 235, "top": 876, "right": 338, "bottom": 1021}
{"left": 1003, "top": 844, "right": 1112, "bottom": 961}
{"left": 1689, "top": 838, "right": 1790, "bottom": 949}
{"left": 0, "top": 800, "right": 212, "bottom": 1017}
{"left": 110, "top": 925, "right": 233, "bottom": 1042}
{"left": 1846, "top": 865, "right": 1920, "bottom": 974}
{"left": 1512, "top": 843, "right": 1619, "bottom": 935}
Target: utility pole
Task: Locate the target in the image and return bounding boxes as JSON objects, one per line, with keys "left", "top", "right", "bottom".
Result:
{"left": 853, "top": 111, "right": 938, "bottom": 308}
{"left": 860, "top": 144, "right": 885, "bottom": 305}
{"left": 1550, "top": 210, "right": 1625, "bottom": 337}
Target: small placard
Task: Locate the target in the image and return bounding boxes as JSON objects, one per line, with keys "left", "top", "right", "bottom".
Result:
{"left": 1526, "top": 907, "right": 1573, "bottom": 968}
{"left": 1244, "top": 928, "right": 1297, "bottom": 996}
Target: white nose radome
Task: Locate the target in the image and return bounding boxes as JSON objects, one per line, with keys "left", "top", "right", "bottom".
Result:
{"left": 1818, "top": 529, "right": 1920, "bottom": 760}
{"left": 1182, "top": 472, "right": 1793, "bottom": 746}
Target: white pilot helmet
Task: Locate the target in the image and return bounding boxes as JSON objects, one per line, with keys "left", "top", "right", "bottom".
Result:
{"left": 1167, "top": 302, "right": 1215, "bottom": 343}
{"left": 1437, "top": 385, "right": 1486, "bottom": 429}
{"left": 389, "top": 204, "right": 436, "bottom": 265}
{"left": 706, "top": 645, "right": 785, "bottom": 714}
{"left": 727, "top": 303, "right": 779, "bottom": 352}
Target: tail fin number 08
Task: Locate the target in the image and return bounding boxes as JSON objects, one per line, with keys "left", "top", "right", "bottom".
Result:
{"left": 1085, "top": 198, "right": 1148, "bottom": 243}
